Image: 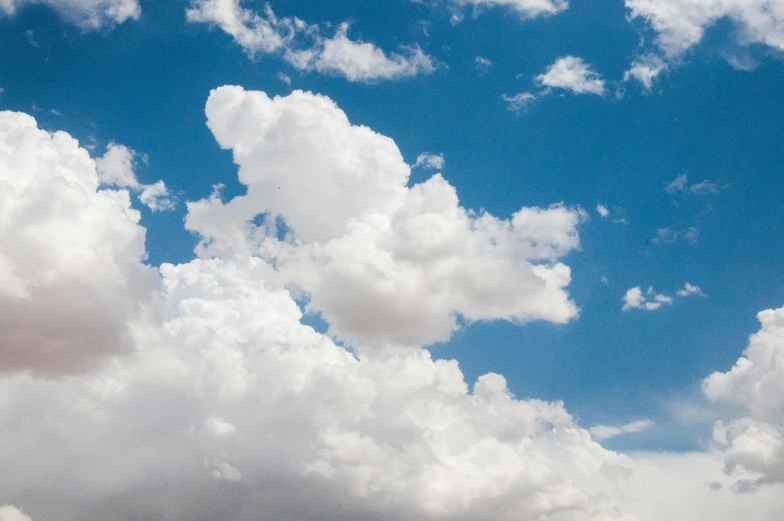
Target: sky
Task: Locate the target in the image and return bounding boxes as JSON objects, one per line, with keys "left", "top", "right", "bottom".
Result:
{"left": 0, "top": 0, "right": 784, "bottom": 520}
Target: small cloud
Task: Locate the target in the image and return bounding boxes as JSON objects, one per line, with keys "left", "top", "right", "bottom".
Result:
{"left": 622, "top": 282, "right": 704, "bottom": 311}
{"left": 596, "top": 204, "right": 610, "bottom": 218}
{"left": 623, "top": 54, "right": 666, "bottom": 91}
{"left": 502, "top": 92, "right": 537, "bottom": 113}
{"left": 676, "top": 282, "right": 704, "bottom": 297}
{"left": 211, "top": 461, "right": 242, "bottom": 482}
{"left": 49, "top": 108, "right": 63, "bottom": 116}
{"left": 278, "top": 72, "right": 292, "bottom": 85}
{"left": 590, "top": 419, "right": 655, "bottom": 441}
{"left": 600, "top": 276, "right": 609, "bottom": 284}
{"left": 535, "top": 56, "right": 605, "bottom": 96}
{"left": 25, "top": 29, "right": 41, "bottom": 48}
{"left": 651, "top": 227, "right": 699, "bottom": 245}
{"left": 475, "top": 56, "right": 492, "bottom": 72}
{"left": 414, "top": 152, "right": 445, "bottom": 170}
{"left": 665, "top": 174, "right": 718, "bottom": 195}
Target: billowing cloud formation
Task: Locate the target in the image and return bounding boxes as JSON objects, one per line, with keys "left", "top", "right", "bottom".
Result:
{"left": 187, "top": 86, "right": 583, "bottom": 347}
{"left": 96, "top": 143, "right": 176, "bottom": 212}
{"left": 0, "top": 0, "right": 140, "bottom": 29}
{"left": 451, "top": 0, "right": 568, "bottom": 19}
{"left": 626, "top": 0, "right": 784, "bottom": 58}
{"left": 0, "top": 111, "right": 155, "bottom": 375}
{"left": 0, "top": 506, "right": 32, "bottom": 521}
{"left": 704, "top": 306, "right": 784, "bottom": 492}
{"left": 187, "top": 1, "right": 434, "bottom": 82}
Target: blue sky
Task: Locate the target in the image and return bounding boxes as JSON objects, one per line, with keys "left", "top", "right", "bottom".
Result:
{"left": 2, "top": 1, "right": 784, "bottom": 520}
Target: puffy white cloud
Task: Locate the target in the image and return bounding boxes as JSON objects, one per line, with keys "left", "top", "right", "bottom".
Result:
{"left": 187, "top": 1, "right": 434, "bottom": 82}
{"left": 95, "top": 143, "right": 176, "bottom": 212}
{"left": 187, "top": 86, "right": 583, "bottom": 347}
{"left": 651, "top": 227, "right": 699, "bottom": 245}
{"left": 0, "top": 111, "right": 156, "bottom": 375}
{"left": 590, "top": 420, "right": 655, "bottom": 441}
{"left": 703, "top": 306, "right": 784, "bottom": 491}
{"left": 0, "top": 0, "right": 139, "bottom": 29}
{"left": 596, "top": 204, "right": 610, "bottom": 218}
{"left": 626, "top": 0, "right": 784, "bottom": 58}
{"left": 536, "top": 56, "right": 605, "bottom": 95}
{"left": 452, "top": 0, "right": 568, "bottom": 19}
{"left": 677, "top": 282, "right": 704, "bottom": 297}
{"left": 414, "top": 152, "right": 445, "bottom": 169}
{"left": 475, "top": 55, "right": 493, "bottom": 70}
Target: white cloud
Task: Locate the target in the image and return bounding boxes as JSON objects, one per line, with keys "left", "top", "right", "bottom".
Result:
{"left": 187, "top": 1, "right": 434, "bottom": 82}
{"left": 0, "top": 506, "right": 32, "bottom": 521}
{"left": 475, "top": 55, "right": 493, "bottom": 70}
{"left": 536, "top": 56, "right": 605, "bottom": 95}
{"left": 502, "top": 91, "right": 538, "bottom": 112}
{"left": 702, "top": 306, "right": 784, "bottom": 492}
{"left": 623, "top": 282, "right": 704, "bottom": 311}
{"left": 0, "top": 0, "right": 140, "bottom": 29}
{"left": 590, "top": 420, "right": 655, "bottom": 441}
{"left": 0, "top": 111, "right": 156, "bottom": 375}
{"left": 626, "top": 0, "right": 784, "bottom": 58}
{"left": 414, "top": 152, "right": 445, "bottom": 169}
{"left": 96, "top": 143, "right": 176, "bottom": 212}
{"left": 452, "top": 0, "right": 568, "bottom": 19}
{"left": 623, "top": 54, "right": 667, "bottom": 91}
{"left": 651, "top": 227, "right": 699, "bottom": 245}
{"left": 677, "top": 282, "right": 704, "bottom": 297}
{"left": 596, "top": 204, "right": 610, "bottom": 218}
{"left": 278, "top": 71, "right": 292, "bottom": 85}
{"left": 188, "top": 87, "right": 584, "bottom": 348}
{"left": 665, "top": 174, "right": 718, "bottom": 195}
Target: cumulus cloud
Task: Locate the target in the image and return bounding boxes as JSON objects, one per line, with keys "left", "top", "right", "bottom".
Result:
{"left": 505, "top": 56, "right": 605, "bottom": 110}
{"left": 187, "top": 86, "right": 584, "bottom": 347}
{"left": 536, "top": 56, "right": 605, "bottom": 95}
{"left": 0, "top": 0, "right": 140, "bottom": 29}
{"left": 590, "top": 420, "right": 655, "bottom": 441}
{"left": 0, "top": 111, "right": 158, "bottom": 375}
{"left": 651, "top": 227, "right": 699, "bottom": 245}
{"left": 596, "top": 204, "right": 610, "bottom": 218}
{"left": 4, "top": 90, "right": 784, "bottom": 521}
{"left": 622, "top": 282, "right": 704, "bottom": 311}
{"left": 95, "top": 142, "right": 176, "bottom": 212}
{"left": 703, "top": 306, "right": 784, "bottom": 492}
{"left": 414, "top": 152, "right": 445, "bottom": 169}
{"left": 626, "top": 0, "right": 784, "bottom": 58}
{"left": 187, "top": 1, "right": 434, "bottom": 82}
{"left": 475, "top": 55, "right": 492, "bottom": 71}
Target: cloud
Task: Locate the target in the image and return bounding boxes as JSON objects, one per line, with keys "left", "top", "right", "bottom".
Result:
{"left": 451, "top": 0, "right": 568, "bottom": 19}
{"left": 502, "top": 91, "right": 538, "bottom": 112}
{"left": 0, "top": 506, "right": 32, "bottom": 521}
{"left": 626, "top": 0, "right": 784, "bottom": 58}
{"left": 651, "top": 227, "right": 699, "bottom": 245}
{"left": 187, "top": 87, "right": 584, "bottom": 348}
{"left": 0, "top": 0, "right": 140, "bottom": 29}
{"left": 590, "top": 420, "right": 655, "bottom": 441}
{"left": 536, "top": 56, "right": 605, "bottom": 95}
{"left": 622, "top": 282, "right": 704, "bottom": 311}
{"left": 475, "top": 55, "right": 492, "bottom": 70}
{"left": 187, "top": 1, "right": 434, "bottom": 82}
{"left": 665, "top": 174, "right": 718, "bottom": 195}
{"left": 596, "top": 204, "right": 610, "bottom": 218}
{"left": 0, "top": 111, "right": 157, "bottom": 375}
{"left": 95, "top": 143, "right": 176, "bottom": 212}
{"left": 702, "top": 306, "right": 784, "bottom": 492}
{"left": 505, "top": 56, "right": 605, "bottom": 110}
{"left": 414, "top": 152, "right": 445, "bottom": 169}
{"left": 623, "top": 54, "right": 667, "bottom": 91}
